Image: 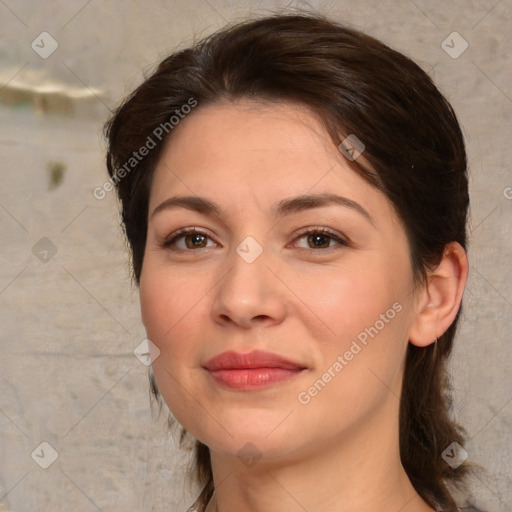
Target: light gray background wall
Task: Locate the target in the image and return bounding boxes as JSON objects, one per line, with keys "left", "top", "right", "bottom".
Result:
{"left": 0, "top": 1, "right": 510, "bottom": 511}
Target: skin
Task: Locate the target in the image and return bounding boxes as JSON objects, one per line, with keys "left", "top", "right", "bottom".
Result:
{"left": 139, "top": 99, "right": 468, "bottom": 512}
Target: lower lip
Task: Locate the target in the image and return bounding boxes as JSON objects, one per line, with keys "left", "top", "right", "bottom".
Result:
{"left": 207, "top": 368, "right": 305, "bottom": 390}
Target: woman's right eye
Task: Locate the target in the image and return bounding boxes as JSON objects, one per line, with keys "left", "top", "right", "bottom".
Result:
{"left": 160, "top": 228, "right": 216, "bottom": 251}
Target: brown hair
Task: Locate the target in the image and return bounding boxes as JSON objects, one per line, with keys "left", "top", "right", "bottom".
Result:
{"left": 104, "top": 11, "right": 480, "bottom": 512}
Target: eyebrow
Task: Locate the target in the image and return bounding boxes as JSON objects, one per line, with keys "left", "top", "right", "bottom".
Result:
{"left": 150, "top": 192, "right": 374, "bottom": 226}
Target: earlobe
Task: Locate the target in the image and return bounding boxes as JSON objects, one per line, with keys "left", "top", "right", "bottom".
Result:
{"left": 408, "top": 242, "right": 469, "bottom": 348}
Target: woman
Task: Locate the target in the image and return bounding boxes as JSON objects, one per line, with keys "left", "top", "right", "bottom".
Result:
{"left": 104, "top": 12, "right": 484, "bottom": 512}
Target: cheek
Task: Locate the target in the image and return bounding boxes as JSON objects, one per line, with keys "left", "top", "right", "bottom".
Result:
{"left": 139, "top": 263, "right": 204, "bottom": 355}
{"left": 299, "top": 261, "right": 410, "bottom": 391}
{"left": 301, "top": 260, "right": 398, "bottom": 341}
{"left": 139, "top": 270, "right": 171, "bottom": 344}
{"left": 139, "top": 265, "right": 211, "bottom": 433}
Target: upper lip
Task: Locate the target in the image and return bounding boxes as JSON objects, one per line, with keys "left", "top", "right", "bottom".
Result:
{"left": 204, "top": 350, "right": 307, "bottom": 371}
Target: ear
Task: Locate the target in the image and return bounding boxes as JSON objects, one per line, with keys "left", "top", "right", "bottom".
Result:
{"left": 408, "top": 242, "right": 469, "bottom": 347}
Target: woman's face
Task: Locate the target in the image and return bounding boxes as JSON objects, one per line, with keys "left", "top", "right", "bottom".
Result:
{"left": 140, "top": 100, "right": 421, "bottom": 465}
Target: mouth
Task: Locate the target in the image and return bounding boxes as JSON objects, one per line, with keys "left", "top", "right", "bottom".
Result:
{"left": 203, "top": 350, "right": 308, "bottom": 390}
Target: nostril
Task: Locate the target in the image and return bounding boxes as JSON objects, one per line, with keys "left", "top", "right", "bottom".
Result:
{"left": 254, "top": 315, "right": 269, "bottom": 321}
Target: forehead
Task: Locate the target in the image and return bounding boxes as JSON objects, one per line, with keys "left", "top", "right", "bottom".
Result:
{"left": 156, "top": 99, "right": 337, "bottom": 169}
{"left": 149, "top": 99, "right": 392, "bottom": 225}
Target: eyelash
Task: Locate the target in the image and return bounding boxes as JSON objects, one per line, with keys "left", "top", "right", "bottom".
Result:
{"left": 159, "top": 227, "right": 349, "bottom": 252}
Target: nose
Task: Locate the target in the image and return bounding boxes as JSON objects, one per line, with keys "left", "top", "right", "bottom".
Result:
{"left": 211, "top": 242, "right": 287, "bottom": 329}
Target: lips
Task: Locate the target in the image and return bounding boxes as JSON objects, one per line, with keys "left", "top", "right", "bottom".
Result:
{"left": 204, "top": 350, "right": 306, "bottom": 371}
{"left": 203, "top": 350, "right": 307, "bottom": 390}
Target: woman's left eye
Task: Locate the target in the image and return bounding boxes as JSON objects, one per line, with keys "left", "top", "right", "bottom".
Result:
{"left": 291, "top": 228, "right": 347, "bottom": 250}
{"left": 160, "top": 227, "right": 347, "bottom": 251}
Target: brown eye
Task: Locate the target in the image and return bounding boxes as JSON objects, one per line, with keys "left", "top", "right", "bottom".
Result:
{"left": 183, "top": 233, "right": 208, "bottom": 249}
{"left": 161, "top": 229, "right": 215, "bottom": 251}
{"left": 293, "top": 228, "right": 348, "bottom": 250}
{"left": 307, "top": 232, "right": 332, "bottom": 249}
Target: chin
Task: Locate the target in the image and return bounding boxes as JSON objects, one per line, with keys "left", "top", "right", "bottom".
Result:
{"left": 195, "top": 418, "right": 309, "bottom": 464}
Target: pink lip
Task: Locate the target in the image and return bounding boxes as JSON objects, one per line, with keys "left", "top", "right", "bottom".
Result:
{"left": 203, "top": 350, "right": 307, "bottom": 390}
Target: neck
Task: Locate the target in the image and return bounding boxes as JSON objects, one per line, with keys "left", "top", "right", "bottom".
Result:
{"left": 206, "top": 397, "right": 435, "bottom": 512}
